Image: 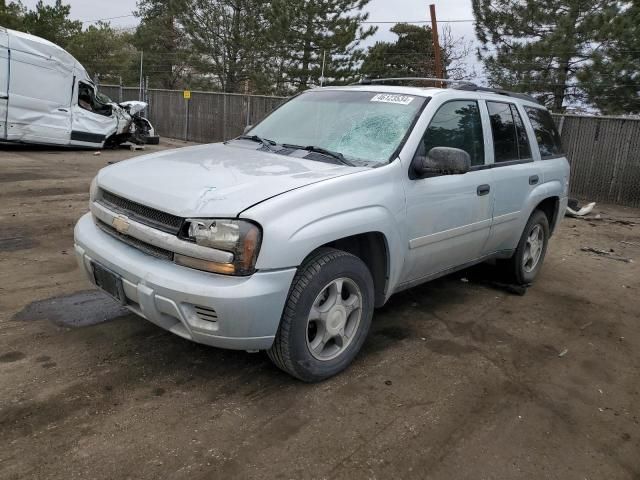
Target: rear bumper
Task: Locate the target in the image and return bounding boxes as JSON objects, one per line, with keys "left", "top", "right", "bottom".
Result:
{"left": 74, "top": 213, "right": 296, "bottom": 350}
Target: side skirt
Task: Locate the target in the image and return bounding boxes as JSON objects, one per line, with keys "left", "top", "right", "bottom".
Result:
{"left": 390, "top": 249, "right": 515, "bottom": 296}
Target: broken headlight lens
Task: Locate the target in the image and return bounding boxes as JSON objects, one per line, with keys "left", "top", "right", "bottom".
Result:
{"left": 178, "top": 219, "right": 262, "bottom": 276}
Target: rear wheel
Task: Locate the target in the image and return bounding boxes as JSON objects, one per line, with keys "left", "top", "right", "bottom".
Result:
{"left": 505, "top": 209, "right": 550, "bottom": 284}
{"left": 267, "top": 248, "right": 374, "bottom": 382}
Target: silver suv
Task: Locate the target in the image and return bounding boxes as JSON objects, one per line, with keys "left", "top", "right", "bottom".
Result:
{"left": 74, "top": 79, "right": 570, "bottom": 381}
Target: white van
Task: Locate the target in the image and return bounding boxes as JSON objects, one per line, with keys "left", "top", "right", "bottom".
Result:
{"left": 0, "top": 27, "right": 157, "bottom": 148}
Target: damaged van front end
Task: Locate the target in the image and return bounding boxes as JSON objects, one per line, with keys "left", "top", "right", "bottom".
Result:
{"left": 0, "top": 26, "right": 159, "bottom": 148}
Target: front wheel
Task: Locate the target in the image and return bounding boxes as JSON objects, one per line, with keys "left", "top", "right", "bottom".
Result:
{"left": 505, "top": 209, "right": 550, "bottom": 285}
{"left": 267, "top": 248, "right": 374, "bottom": 382}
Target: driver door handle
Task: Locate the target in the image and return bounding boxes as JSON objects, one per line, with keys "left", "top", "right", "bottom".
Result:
{"left": 477, "top": 184, "right": 490, "bottom": 196}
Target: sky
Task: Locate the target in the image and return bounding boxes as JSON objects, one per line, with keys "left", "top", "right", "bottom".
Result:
{"left": 20, "top": 0, "right": 481, "bottom": 78}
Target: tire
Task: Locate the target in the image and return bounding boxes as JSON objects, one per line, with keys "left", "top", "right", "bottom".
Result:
{"left": 267, "top": 247, "right": 374, "bottom": 382}
{"left": 144, "top": 135, "right": 160, "bottom": 145}
{"left": 505, "top": 209, "right": 550, "bottom": 285}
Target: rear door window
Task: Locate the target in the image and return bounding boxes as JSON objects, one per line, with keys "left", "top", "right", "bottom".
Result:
{"left": 524, "top": 107, "right": 564, "bottom": 158}
{"left": 487, "top": 101, "right": 531, "bottom": 163}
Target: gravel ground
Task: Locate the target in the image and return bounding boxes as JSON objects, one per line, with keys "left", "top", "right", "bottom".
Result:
{"left": 1, "top": 141, "right": 639, "bottom": 480}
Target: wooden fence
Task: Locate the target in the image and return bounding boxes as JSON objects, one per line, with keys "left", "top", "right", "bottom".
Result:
{"left": 553, "top": 114, "right": 640, "bottom": 207}
{"left": 99, "top": 85, "right": 640, "bottom": 207}
{"left": 99, "top": 85, "right": 285, "bottom": 143}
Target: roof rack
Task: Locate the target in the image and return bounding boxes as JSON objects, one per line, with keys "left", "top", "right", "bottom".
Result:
{"left": 356, "top": 77, "right": 475, "bottom": 88}
{"left": 352, "top": 77, "right": 541, "bottom": 105}
{"left": 451, "top": 83, "right": 540, "bottom": 104}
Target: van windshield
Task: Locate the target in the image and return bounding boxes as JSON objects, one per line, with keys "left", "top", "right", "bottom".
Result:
{"left": 249, "top": 90, "right": 427, "bottom": 165}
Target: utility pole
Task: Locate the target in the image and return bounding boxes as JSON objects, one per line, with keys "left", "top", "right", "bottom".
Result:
{"left": 429, "top": 4, "right": 445, "bottom": 86}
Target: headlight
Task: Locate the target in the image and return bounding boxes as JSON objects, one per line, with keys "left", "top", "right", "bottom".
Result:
{"left": 176, "top": 219, "right": 262, "bottom": 276}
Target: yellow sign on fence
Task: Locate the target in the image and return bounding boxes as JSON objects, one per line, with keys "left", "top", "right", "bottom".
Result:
{"left": 183, "top": 90, "right": 191, "bottom": 100}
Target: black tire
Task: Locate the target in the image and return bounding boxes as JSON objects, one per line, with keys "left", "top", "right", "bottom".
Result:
{"left": 144, "top": 135, "right": 160, "bottom": 145}
{"left": 505, "top": 209, "right": 550, "bottom": 285}
{"left": 267, "top": 247, "right": 374, "bottom": 382}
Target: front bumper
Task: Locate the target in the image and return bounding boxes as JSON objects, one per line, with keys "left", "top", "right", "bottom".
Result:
{"left": 74, "top": 213, "right": 296, "bottom": 350}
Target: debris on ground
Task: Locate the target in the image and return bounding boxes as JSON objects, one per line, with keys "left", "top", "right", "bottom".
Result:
{"left": 93, "top": 151, "right": 101, "bottom": 156}
{"left": 621, "top": 241, "right": 640, "bottom": 248}
{"left": 611, "top": 219, "right": 636, "bottom": 226}
{"left": 566, "top": 199, "right": 596, "bottom": 217}
{"left": 130, "top": 144, "right": 146, "bottom": 151}
{"left": 558, "top": 348, "right": 569, "bottom": 357}
{"left": 580, "top": 247, "right": 633, "bottom": 263}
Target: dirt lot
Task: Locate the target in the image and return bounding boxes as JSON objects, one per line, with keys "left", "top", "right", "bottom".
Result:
{"left": 1, "top": 141, "right": 639, "bottom": 480}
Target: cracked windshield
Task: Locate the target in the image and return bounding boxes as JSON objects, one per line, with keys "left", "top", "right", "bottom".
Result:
{"left": 250, "top": 90, "right": 427, "bottom": 165}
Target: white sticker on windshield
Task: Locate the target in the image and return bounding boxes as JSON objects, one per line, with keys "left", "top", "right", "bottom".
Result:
{"left": 370, "top": 93, "right": 415, "bottom": 105}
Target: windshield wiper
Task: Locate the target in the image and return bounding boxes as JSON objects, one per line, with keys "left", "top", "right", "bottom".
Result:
{"left": 283, "top": 144, "right": 356, "bottom": 167}
{"left": 238, "top": 134, "right": 277, "bottom": 152}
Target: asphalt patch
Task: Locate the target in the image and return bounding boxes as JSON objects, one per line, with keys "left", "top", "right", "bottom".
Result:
{"left": 0, "top": 351, "right": 26, "bottom": 363}
{"left": 0, "top": 235, "right": 37, "bottom": 252}
{"left": 12, "top": 289, "right": 130, "bottom": 327}
{"left": 0, "top": 171, "right": 48, "bottom": 183}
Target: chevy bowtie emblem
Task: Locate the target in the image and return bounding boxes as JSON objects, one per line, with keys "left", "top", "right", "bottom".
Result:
{"left": 112, "top": 216, "right": 130, "bottom": 234}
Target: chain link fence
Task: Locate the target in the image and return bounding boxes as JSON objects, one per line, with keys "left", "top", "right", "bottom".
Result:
{"left": 99, "top": 84, "right": 640, "bottom": 208}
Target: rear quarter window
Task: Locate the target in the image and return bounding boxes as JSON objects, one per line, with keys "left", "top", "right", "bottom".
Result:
{"left": 524, "top": 107, "right": 564, "bottom": 159}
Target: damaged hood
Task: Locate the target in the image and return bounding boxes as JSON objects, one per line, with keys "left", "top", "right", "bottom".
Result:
{"left": 97, "top": 142, "right": 367, "bottom": 217}
{"left": 118, "top": 100, "right": 147, "bottom": 115}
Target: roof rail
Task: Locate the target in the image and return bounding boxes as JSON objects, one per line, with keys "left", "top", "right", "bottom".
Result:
{"left": 355, "top": 77, "right": 476, "bottom": 87}
{"left": 451, "top": 84, "right": 540, "bottom": 104}
{"left": 351, "top": 76, "right": 541, "bottom": 105}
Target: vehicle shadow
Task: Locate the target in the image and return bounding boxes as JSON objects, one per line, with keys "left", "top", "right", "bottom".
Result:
{"left": 11, "top": 261, "right": 519, "bottom": 392}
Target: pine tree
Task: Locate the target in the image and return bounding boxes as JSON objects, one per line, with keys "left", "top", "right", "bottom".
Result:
{"left": 361, "top": 24, "right": 437, "bottom": 80}
{"left": 134, "top": 0, "right": 193, "bottom": 89}
{"left": 179, "top": 0, "right": 268, "bottom": 93}
{"left": 360, "top": 23, "right": 473, "bottom": 83}
{"left": 267, "top": 0, "right": 376, "bottom": 92}
{"left": 66, "top": 22, "right": 138, "bottom": 85}
{"left": 0, "top": 0, "right": 26, "bottom": 30}
{"left": 578, "top": 1, "right": 640, "bottom": 114}
{"left": 472, "top": 0, "right": 620, "bottom": 112}
{"left": 22, "top": 0, "right": 81, "bottom": 49}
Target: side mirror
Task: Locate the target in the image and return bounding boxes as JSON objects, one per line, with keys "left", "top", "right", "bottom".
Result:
{"left": 414, "top": 147, "right": 471, "bottom": 177}
{"left": 243, "top": 125, "right": 253, "bottom": 135}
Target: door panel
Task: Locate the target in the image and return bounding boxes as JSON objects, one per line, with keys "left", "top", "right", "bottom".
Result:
{"left": 483, "top": 101, "right": 541, "bottom": 253}
{"left": 0, "top": 32, "right": 9, "bottom": 140}
{"left": 6, "top": 49, "right": 72, "bottom": 144}
{"left": 400, "top": 99, "right": 494, "bottom": 285}
{"left": 403, "top": 169, "right": 494, "bottom": 282}
{"left": 70, "top": 80, "right": 117, "bottom": 146}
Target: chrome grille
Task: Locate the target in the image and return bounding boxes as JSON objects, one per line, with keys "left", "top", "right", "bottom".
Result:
{"left": 96, "top": 219, "right": 174, "bottom": 261}
{"left": 98, "top": 189, "right": 183, "bottom": 234}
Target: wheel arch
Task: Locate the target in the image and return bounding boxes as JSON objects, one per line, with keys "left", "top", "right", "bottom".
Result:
{"left": 533, "top": 196, "right": 560, "bottom": 235}
{"left": 315, "top": 232, "right": 390, "bottom": 308}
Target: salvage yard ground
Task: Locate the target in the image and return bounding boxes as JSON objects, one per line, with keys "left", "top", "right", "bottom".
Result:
{"left": 1, "top": 141, "right": 639, "bottom": 480}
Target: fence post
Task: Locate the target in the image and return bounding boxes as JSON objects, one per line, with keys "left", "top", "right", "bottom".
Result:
{"left": 118, "top": 76, "right": 123, "bottom": 103}
{"left": 222, "top": 94, "right": 227, "bottom": 141}
{"left": 184, "top": 93, "right": 190, "bottom": 141}
{"left": 145, "top": 76, "right": 150, "bottom": 119}
{"left": 246, "top": 96, "right": 252, "bottom": 127}
{"left": 557, "top": 115, "right": 566, "bottom": 135}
